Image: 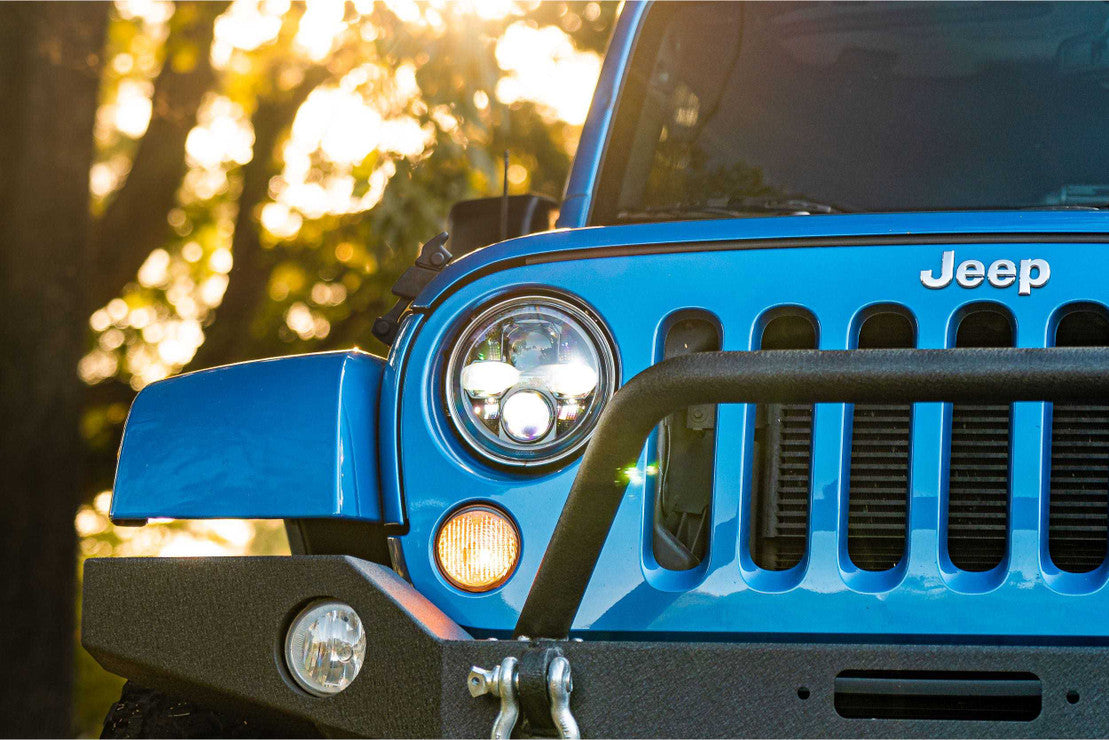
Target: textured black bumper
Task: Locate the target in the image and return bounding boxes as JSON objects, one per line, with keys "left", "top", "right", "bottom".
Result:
{"left": 83, "top": 556, "right": 1109, "bottom": 738}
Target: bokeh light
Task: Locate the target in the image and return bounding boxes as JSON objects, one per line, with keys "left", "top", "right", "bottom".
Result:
{"left": 75, "top": 4, "right": 616, "bottom": 730}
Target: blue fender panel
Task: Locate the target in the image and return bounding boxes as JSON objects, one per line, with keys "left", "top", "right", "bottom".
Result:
{"left": 110, "top": 351, "right": 385, "bottom": 522}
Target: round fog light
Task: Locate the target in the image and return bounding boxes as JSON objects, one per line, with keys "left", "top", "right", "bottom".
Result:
{"left": 284, "top": 600, "right": 366, "bottom": 696}
{"left": 436, "top": 505, "right": 520, "bottom": 592}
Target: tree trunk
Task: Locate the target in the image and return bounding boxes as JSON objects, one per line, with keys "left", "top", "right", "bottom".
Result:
{"left": 0, "top": 3, "right": 108, "bottom": 735}
{"left": 88, "top": 1, "right": 227, "bottom": 314}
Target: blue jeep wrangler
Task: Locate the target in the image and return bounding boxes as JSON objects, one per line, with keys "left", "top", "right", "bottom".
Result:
{"left": 83, "top": 2, "right": 1109, "bottom": 737}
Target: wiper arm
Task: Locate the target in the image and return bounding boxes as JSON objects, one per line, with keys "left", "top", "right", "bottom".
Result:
{"left": 1021, "top": 204, "right": 1108, "bottom": 211}
{"left": 615, "top": 205, "right": 745, "bottom": 223}
{"left": 728, "top": 196, "right": 845, "bottom": 214}
{"left": 615, "top": 196, "right": 849, "bottom": 223}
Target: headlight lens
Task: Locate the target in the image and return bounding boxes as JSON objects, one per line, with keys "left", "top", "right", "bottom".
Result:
{"left": 284, "top": 600, "right": 366, "bottom": 696}
{"left": 446, "top": 295, "right": 616, "bottom": 466}
{"left": 501, "top": 390, "right": 554, "bottom": 442}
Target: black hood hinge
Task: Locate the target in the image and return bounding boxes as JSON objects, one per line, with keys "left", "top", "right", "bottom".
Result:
{"left": 371, "top": 232, "right": 451, "bottom": 346}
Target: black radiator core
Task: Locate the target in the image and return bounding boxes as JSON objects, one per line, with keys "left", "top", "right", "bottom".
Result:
{"left": 847, "top": 312, "right": 915, "bottom": 572}
{"left": 737, "top": 306, "right": 1109, "bottom": 577}
{"left": 1048, "top": 310, "right": 1109, "bottom": 573}
{"left": 947, "top": 310, "right": 1013, "bottom": 572}
{"left": 750, "top": 314, "right": 816, "bottom": 571}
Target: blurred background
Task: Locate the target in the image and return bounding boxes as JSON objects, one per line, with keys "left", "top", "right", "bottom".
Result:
{"left": 0, "top": 1, "right": 616, "bottom": 735}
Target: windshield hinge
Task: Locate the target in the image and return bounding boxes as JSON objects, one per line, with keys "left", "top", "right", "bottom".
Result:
{"left": 372, "top": 232, "right": 451, "bottom": 346}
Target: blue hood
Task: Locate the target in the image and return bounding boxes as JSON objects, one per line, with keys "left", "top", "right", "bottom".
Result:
{"left": 414, "top": 211, "right": 1109, "bottom": 310}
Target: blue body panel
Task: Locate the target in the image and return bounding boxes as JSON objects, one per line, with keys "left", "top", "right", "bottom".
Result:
{"left": 389, "top": 212, "right": 1109, "bottom": 639}
{"left": 111, "top": 351, "right": 385, "bottom": 522}
{"left": 417, "top": 210, "right": 1109, "bottom": 310}
{"left": 378, "top": 313, "right": 423, "bottom": 526}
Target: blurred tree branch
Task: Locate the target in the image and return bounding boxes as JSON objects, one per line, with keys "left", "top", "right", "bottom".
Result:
{"left": 188, "top": 66, "right": 328, "bottom": 371}
{"left": 76, "top": 1, "right": 620, "bottom": 459}
{"left": 87, "top": 1, "right": 227, "bottom": 314}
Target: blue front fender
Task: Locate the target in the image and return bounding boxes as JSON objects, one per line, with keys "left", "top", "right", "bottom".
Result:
{"left": 110, "top": 351, "right": 385, "bottom": 522}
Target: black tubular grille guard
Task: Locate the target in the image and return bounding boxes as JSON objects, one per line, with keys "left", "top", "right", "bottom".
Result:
{"left": 513, "top": 347, "right": 1109, "bottom": 639}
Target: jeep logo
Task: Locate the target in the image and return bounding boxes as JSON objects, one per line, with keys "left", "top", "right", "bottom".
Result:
{"left": 921, "top": 250, "right": 1050, "bottom": 295}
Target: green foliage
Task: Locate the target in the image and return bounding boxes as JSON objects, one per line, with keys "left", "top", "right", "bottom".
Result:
{"left": 83, "top": 0, "right": 618, "bottom": 386}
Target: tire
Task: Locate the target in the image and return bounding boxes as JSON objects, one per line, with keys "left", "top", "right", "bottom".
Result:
{"left": 101, "top": 682, "right": 300, "bottom": 739}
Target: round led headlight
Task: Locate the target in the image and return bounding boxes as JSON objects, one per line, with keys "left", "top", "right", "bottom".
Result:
{"left": 446, "top": 295, "right": 617, "bottom": 467}
{"left": 284, "top": 600, "right": 366, "bottom": 696}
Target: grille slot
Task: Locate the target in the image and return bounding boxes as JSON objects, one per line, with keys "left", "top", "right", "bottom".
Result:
{"left": 848, "top": 312, "right": 915, "bottom": 571}
{"left": 750, "top": 314, "right": 816, "bottom": 571}
{"left": 947, "top": 309, "right": 1013, "bottom": 572}
{"left": 1048, "top": 310, "right": 1109, "bottom": 573}
{"left": 653, "top": 313, "right": 720, "bottom": 570}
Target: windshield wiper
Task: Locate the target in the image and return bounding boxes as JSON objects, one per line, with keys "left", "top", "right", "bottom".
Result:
{"left": 616, "top": 196, "right": 849, "bottom": 223}
{"left": 615, "top": 205, "right": 741, "bottom": 222}
{"left": 1021, "top": 204, "right": 1109, "bottom": 211}
{"left": 728, "top": 196, "right": 846, "bottom": 214}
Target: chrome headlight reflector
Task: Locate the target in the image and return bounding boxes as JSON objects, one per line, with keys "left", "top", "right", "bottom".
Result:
{"left": 446, "top": 295, "right": 616, "bottom": 467}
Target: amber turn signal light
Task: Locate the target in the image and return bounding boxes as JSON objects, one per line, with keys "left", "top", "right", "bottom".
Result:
{"left": 435, "top": 505, "right": 520, "bottom": 592}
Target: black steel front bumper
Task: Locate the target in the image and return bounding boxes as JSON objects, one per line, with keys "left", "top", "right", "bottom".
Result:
{"left": 83, "top": 555, "right": 1109, "bottom": 738}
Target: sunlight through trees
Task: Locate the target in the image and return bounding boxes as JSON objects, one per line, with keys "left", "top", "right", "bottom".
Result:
{"left": 71, "top": 2, "right": 617, "bottom": 734}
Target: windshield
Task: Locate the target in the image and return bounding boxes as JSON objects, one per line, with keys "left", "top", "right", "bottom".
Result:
{"left": 592, "top": 2, "right": 1109, "bottom": 223}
